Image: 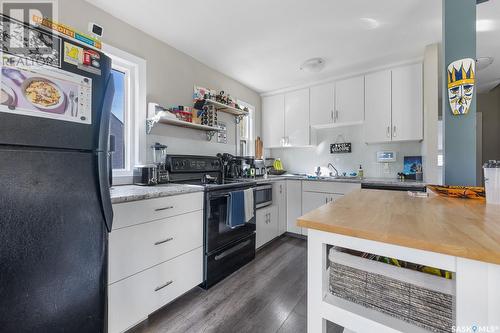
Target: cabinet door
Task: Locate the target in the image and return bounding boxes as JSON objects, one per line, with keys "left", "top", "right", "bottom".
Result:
{"left": 273, "top": 181, "right": 287, "bottom": 235}
{"left": 392, "top": 63, "right": 423, "bottom": 142}
{"left": 286, "top": 180, "right": 302, "bottom": 235}
{"left": 262, "top": 94, "right": 285, "bottom": 148}
{"left": 310, "top": 83, "right": 334, "bottom": 127}
{"left": 284, "top": 88, "right": 310, "bottom": 146}
{"left": 256, "top": 206, "right": 278, "bottom": 249}
{"left": 302, "top": 191, "right": 329, "bottom": 215}
{"left": 364, "top": 70, "right": 392, "bottom": 143}
{"left": 335, "top": 76, "right": 364, "bottom": 126}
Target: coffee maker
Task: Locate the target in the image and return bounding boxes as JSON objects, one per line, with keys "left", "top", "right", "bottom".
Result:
{"left": 152, "top": 142, "right": 169, "bottom": 184}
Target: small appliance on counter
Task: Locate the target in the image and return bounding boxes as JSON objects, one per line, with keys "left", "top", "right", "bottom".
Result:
{"left": 253, "top": 159, "right": 266, "bottom": 176}
{"left": 151, "top": 142, "right": 169, "bottom": 184}
{"left": 217, "top": 153, "right": 255, "bottom": 179}
{"left": 133, "top": 164, "right": 158, "bottom": 186}
{"left": 484, "top": 160, "right": 500, "bottom": 204}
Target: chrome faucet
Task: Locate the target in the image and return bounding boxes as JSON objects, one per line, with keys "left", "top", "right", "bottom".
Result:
{"left": 315, "top": 166, "right": 321, "bottom": 177}
{"left": 327, "top": 163, "right": 339, "bottom": 177}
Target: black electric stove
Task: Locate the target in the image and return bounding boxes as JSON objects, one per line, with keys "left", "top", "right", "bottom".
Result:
{"left": 165, "top": 155, "right": 256, "bottom": 289}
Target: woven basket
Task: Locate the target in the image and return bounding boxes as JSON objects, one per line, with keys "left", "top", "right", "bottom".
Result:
{"left": 328, "top": 249, "right": 454, "bottom": 333}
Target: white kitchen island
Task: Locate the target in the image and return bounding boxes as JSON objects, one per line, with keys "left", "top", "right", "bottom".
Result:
{"left": 298, "top": 189, "right": 500, "bottom": 333}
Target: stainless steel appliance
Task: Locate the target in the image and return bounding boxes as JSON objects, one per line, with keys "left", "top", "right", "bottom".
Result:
{"left": 151, "top": 142, "right": 169, "bottom": 184}
{"left": 133, "top": 164, "right": 158, "bottom": 185}
{"left": 0, "top": 15, "right": 114, "bottom": 332}
{"left": 254, "top": 159, "right": 266, "bottom": 176}
{"left": 255, "top": 183, "right": 273, "bottom": 208}
{"left": 165, "top": 154, "right": 257, "bottom": 289}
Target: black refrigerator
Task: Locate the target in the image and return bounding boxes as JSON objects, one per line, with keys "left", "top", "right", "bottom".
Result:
{"left": 0, "top": 15, "right": 115, "bottom": 332}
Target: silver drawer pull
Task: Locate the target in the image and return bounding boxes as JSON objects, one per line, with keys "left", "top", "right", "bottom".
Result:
{"left": 154, "top": 237, "right": 174, "bottom": 245}
{"left": 155, "top": 205, "right": 174, "bottom": 211}
{"left": 154, "top": 280, "right": 173, "bottom": 292}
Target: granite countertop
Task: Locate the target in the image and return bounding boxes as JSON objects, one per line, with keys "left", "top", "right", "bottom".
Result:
{"left": 253, "top": 174, "right": 426, "bottom": 187}
{"left": 110, "top": 184, "right": 204, "bottom": 204}
{"left": 297, "top": 189, "right": 500, "bottom": 265}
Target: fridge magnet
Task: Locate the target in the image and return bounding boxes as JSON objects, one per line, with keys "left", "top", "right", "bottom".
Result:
{"left": 447, "top": 58, "right": 475, "bottom": 116}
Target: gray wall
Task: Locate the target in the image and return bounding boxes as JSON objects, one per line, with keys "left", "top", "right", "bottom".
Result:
{"left": 58, "top": 0, "right": 261, "bottom": 160}
{"left": 478, "top": 86, "right": 500, "bottom": 162}
{"left": 442, "top": 0, "right": 477, "bottom": 186}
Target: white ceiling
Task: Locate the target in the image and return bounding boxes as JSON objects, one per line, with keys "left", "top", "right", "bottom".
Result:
{"left": 87, "top": 0, "right": 500, "bottom": 94}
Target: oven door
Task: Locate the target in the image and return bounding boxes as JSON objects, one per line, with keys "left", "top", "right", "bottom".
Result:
{"left": 255, "top": 184, "right": 273, "bottom": 209}
{"left": 205, "top": 185, "right": 256, "bottom": 254}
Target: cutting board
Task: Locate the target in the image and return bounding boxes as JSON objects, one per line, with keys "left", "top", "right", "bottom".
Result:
{"left": 255, "top": 137, "right": 263, "bottom": 159}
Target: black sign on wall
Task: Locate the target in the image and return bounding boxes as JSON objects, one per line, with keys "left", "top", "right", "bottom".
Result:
{"left": 330, "top": 143, "right": 352, "bottom": 154}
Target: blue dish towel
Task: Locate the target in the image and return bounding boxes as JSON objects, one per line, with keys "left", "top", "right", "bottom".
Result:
{"left": 227, "top": 191, "right": 246, "bottom": 229}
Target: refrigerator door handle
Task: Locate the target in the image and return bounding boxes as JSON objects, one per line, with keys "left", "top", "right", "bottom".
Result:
{"left": 97, "top": 74, "right": 115, "bottom": 232}
{"left": 98, "top": 151, "right": 114, "bottom": 232}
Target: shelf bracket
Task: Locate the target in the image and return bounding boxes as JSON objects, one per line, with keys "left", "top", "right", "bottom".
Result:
{"left": 146, "top": 117, "right": 159, "bottom": 134}
{"left": 235, "top": 115, "right": 244, "bottom": 124}
{"left": 206, "top": 131, "right": 217, "bottom": 141}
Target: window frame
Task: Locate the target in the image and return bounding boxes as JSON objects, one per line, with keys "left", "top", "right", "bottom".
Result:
{"left": 103, "top": 44, "right": 147, "bottom": 179}
{"left": 237, "top": 99, "right": 255, "bottom": 156}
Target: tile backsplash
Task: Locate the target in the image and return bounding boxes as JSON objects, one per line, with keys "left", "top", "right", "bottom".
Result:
{"left": 269, "top": 125, "right": 422, "bottom": 178}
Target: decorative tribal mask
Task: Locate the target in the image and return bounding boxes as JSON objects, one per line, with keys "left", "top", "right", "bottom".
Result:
{"left": 447, "top": 58, "right": 475, "bottom": 116}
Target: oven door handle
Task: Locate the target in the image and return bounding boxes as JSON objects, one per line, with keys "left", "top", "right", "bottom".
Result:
{"left": 214, "top": 239, "right": 252, "bottom": 261}
{"left": 210, "top": 194, "right": 230, "bottom": 199}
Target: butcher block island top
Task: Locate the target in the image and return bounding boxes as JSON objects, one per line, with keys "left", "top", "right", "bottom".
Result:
{"left": 297, "top": 189, "right": 500, "bottom": 265}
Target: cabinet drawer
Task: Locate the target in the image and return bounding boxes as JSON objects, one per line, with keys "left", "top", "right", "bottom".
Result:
{"left": 108, "top": 247, "right": 203, "bottom": 333}
{"left": 302, "top": 181, "right": 360, "bottom": 194}
{"left": 112, "top": 192, "right": 203, "bottom": 229}
{"left": 109, "top": 210, "right": 203, "bottom": 283}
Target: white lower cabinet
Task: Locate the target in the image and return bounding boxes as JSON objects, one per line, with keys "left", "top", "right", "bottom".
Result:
{"left": 108, "top": 193, "right": 204, "bottom": 333}
{"left": 256, "top": 205, "right": 279, "bottom": 249}
{"left": 273, "top": 181, "right": 287, "bottom": 235}
{"left": 302, "top": 191, "right": 343, "bottom": 213}
{"left": 286, "top": 180, "right": 303, "bottom": 235}
{"left": 109, "top": 210, "right": 203, "bottom": 284}
{"left": 301, "top": 181, "right": 361, "bottom": 235}
{"left": 108, "top": 247, "right": 203, "bottom": 333}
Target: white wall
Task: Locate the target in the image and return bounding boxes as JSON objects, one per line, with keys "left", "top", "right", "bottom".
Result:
{"left": 59, "top": 0, "right": 261, "bottom": 162}
{"left": 421, "top": 43, "right": 441, "bottom": 184}
{"left": 271, "top": 125, "right": 422, "bottom": 178}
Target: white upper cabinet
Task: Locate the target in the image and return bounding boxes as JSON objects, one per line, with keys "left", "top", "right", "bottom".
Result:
{"left": 391, "top": 63, "right": 423, "bottom": 142}
{"left": 284, "top": 88, "right": 310, "bottom": 146}
{"left": 364, "top": 63, "right": 423, "bottom": 143}
{"left": 335, "top": 75, "right": 365, "bottom": 126}
{"left": 310, "top": 83, "right": 335, "bottom": 128}
{"left": 364, "top": 70, "right": 392, "bottom": 143}
{"left": 262, "top": 94, "right": 285, "bottom": 148}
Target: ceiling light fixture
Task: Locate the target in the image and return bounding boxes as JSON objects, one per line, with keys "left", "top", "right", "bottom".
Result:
{"left": 476, "top": 19, "right": 495, "bottom": 32}
{"left": 476, "top": 57, "right": 494, "bottom": 70}
{"left": 360, "top": 17, "right": 380, "bottom": 30}
{"left": 300, "top": 58, "right": 326, "bottom": 73}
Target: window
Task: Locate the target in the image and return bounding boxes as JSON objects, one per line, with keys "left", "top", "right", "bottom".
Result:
{"left": 110, "top": 68, "right": 126, "bottom": 169}
{"left": 103, "top": 44, "right": 147, "bottom": 178}
{"left": 237, "top": 100, "right": 255, "bottom": 156}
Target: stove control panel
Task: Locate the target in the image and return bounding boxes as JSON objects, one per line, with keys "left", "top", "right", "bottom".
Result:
{"left": 167, "top": 155, "right": 221, "bottom": 173}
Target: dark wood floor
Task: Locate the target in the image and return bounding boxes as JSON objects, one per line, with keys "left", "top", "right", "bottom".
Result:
{"left": 128, "top": 235, "right": 308, "bottom": 333}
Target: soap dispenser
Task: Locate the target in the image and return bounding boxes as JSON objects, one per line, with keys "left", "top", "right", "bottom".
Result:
{"left": 358, "top": 165, "right": 364, "bottom": 179}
